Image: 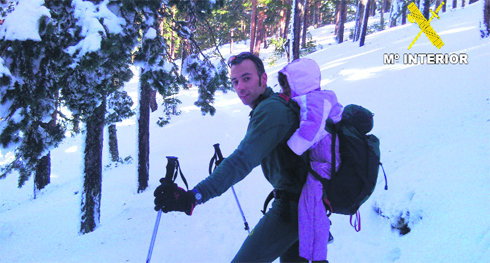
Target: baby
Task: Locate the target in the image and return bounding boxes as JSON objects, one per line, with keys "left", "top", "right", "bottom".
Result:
{"left": 278, "top": 58, "right": 343, "bottom": 261}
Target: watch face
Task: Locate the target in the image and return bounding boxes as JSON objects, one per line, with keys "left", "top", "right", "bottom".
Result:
{"left": 195, "top": 193, "right": 202, "bottom": 200}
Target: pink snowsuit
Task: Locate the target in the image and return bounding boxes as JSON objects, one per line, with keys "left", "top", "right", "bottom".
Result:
{"left": 279, "top": 58, "right": 343, "bottom": 261}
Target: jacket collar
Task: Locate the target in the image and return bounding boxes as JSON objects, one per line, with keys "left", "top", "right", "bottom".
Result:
{"left": 249, "top": 87, "right": 273, "bottom": 116}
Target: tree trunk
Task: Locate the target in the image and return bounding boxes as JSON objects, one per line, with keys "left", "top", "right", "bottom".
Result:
{"left": 442, "top": 0, "right": 447, "bottom": 12}
{"left": 462, "top": 0, "right": 466, "bottom": 8}
{"left": 312, "top": 0, "right": 318, "bottom": 27}
{"left": 250, "top": 0, "right": 258, "bottom": 53}
{"left": 170, "top": 6, "right": 177, "bottom": 59}
{"left": 263, "top": 25, "right": 269, "bottom": 49}
{"left": 385, "top": 0, "right": 391, "bottom": 12}
{"left": 371, "top": 0, "right": 376, "bottom": 16}
{"left": 254, "top": 10, "right": 265, "bottom": 55}
{"left": 80, "top": 98, "right": 105, "bottom": 234}
{"left": 180, "top": 39, "right": 191, "bottom": 74}
{"left": 170, "top": 29, "right": 175, "bottom": 60}
{"left": 108, "top": 124, "right": 119, "bottom": 162}
{"left": 380, "top": 0, "right": 386, "bottom": 29}
{"left": 34, "top": 101, "right": 58, "bottom": 197}
{"left": 335, "top": 1, "right": 341, "bottom": 35}
{"left": 337, "top": 0, "right": 347, "bottom": 43}
{"left": 302, "top": 0, "right": 310, "bottom": 48}
{"left": 138, "top": 74, "right": 150, "bottom": 193}
{"left": 354, "top": 0, "right": 366, "bottom": 42}
{"left": 453, "top": 0, "right": 457, "bottom": 9}
{"left": 279, "top": 1, "right": 286, "bottom": 37}
{"left": 283, "top": 0, "right": 293, "bottom": 39}
{"left": 360, "top": 0, "right": 372, "bottom": 47}
{"left": 34, "top": 152, "right": 50, "bottom": 198}
{"left": 483, "top": 0, "right": 490, "bottom": 38}
{"left": 73, "top": 114, "right": 81, "bottom": 134}
{"left": 230, "top": 28, "right": 234, "bottom": 54}
{"left": 286, "top": 0, "right": 296, "bottom": 62}
{"left": 150, "top": 89, "right": 158, "bottom": 112}
{"left": 401, "top": 3, "right": 408, "bottom": 25}
{"left": 293, "top": 0, "right": 305, "bottom": 60}
{"left": 435, "top": 0, "right": 442, "bottom": 11}
{"left": 389, "top": 0, "right": 397, "bottom": 27}
{"left": 318, "top": 0, "right": 324, "bottom": 25}
{"left": 423, "top": 0, "right": 431, "bottom": 20}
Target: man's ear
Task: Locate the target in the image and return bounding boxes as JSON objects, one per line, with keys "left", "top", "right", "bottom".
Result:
{"left": 261, "top": 72, "right": 268, "bottom": 88}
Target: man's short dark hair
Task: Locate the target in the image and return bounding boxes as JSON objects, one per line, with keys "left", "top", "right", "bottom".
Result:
{"left": 227, "top": 52, "right": 265, "bottom": 76}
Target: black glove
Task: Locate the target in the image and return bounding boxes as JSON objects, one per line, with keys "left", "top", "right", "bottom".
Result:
{"left": 154, "top": 178, "right": 196, "bottom": 215}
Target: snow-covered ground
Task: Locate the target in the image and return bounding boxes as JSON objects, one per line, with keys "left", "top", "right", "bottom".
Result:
{"left": 1, "top": 2, "right": 489, "bottom": 262}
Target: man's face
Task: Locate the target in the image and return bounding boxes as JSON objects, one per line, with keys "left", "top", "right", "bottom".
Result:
{"left": 230, "top": 59, "right": 267, "bottom": 108}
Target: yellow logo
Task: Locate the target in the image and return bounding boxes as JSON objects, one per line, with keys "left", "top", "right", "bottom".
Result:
{"left": 407, "top": 2, "right": 445, "bottom": 50}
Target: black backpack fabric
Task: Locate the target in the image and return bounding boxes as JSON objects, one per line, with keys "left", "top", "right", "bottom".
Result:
{"left": 310, "top": 104, "right": 385, "bottom": 216}
{"left": 264, "top": 95, "right": 387, "bottom": 220}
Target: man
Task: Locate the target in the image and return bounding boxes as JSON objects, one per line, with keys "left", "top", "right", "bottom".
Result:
{"left": 154, "top": 52, "right": 308, "bottom": 262}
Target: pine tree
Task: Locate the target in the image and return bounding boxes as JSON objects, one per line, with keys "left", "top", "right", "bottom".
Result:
{"left": 190, "top": 0, "right": 248, "bottom": 52}
{"left": 360, "top": 0, "right": 372, "bottom": 46}
{"left": 80, "top": 98, "right": 105, "bottom": 234}
{"left": 133, "top": 2, "right": 183, "bottom": 193}
{"left": 0, "top": 1, "right": 71, "bottom": 191}
{"left": 133, "top": 0, "right": 231, "bottom": 193}
{"left": 253, "top": 9, "right": 266, "bottom": 55}
{"left": 250, "top": 0, "right": 258, "bottom": 53}
{"left": 292, "top": 0, "right": 305, "bottom": 59}
{"left": 283, "top": 0, "right": 293, "bottom": 40}
{"left": 423, "top": 0, "right": 431, "bottom": 20}
{"left": 380, "top": 0, "right": 388, "bottom": 29}
{"left": 354, "top": 0, "right": 367, "bottom": 42}
{"left": 59, "top": 0, "right": 135, "bottom": 234}
{"left": 301, "top": 0, "right": 310, "bottom": 48}
{"left": 389, "top": 0, "right": 405, "bottom": 27}
{"left": 170, "top": 1, "right": 231, "bottom": 116}
{"left": 336, "top": 0, "right": 347, "bottom": 43}
{"left": 106, "top": 90, "right": 135, "bottom": 162}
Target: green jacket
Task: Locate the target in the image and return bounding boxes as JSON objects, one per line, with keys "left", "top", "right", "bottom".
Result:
{"left": 194, "top": 87, "right": 308, "bottom": 204}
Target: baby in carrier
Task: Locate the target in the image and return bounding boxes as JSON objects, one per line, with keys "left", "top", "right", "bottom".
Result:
{"left": 278, "top": 58, "right": 343, "bottom": 261}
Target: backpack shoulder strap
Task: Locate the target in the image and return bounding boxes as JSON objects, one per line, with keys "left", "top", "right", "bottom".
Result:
{"left": 279, "top": 93, "right": 291, "bottom": 102}
{"left": 330, "top": 128, "right": 337, "bottom": 181}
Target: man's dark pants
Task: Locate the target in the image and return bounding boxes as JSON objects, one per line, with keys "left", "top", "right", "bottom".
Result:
{"left": 231, "top": 197, "right": 307, "bottom": 262}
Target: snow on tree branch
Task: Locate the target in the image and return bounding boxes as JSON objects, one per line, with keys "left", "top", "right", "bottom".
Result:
{"left": 0, "top": 0, "right": 50, "bottom": 41}
{"left": 65, "top": 0, "right": 126, "bottom": 60}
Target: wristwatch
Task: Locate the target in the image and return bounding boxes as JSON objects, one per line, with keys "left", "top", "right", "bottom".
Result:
{"left": 192, "top": 189, "right": 203, "bottom": 204}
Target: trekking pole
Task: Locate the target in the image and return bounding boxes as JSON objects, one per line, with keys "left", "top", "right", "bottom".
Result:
{"left": 146, "top": 210, "right": 162, "bottom": 263}
{"left": 146, "top": 156, "right": 187, "bottom": 263}
{"left": 210, "top": 143, "right": 250, "bottom": 234}
{"left": 231, "top": 186, "right": 250, "bottom": 234}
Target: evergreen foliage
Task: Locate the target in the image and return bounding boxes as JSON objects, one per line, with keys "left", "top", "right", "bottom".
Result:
{"left": 0, "top": 1, "right": 72, "bottom": 186}
{"left": 106, "top": 90, "right": 135, "bottom": 125}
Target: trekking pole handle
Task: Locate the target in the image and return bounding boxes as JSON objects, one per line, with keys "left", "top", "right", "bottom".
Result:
{"left": 212, "top": 143, "right": 250, "bottom": 234}
{"left": 165, "top": 156, "right": 178, "bottom": 182}
{"left": 213, "top": 143, "right": 224, "bottom": 163}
